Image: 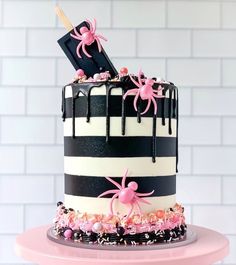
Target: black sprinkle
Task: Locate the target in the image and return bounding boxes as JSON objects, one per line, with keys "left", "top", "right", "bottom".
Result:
{"left": 56, "top": 224, "right": 187, "bottom": 245}
{"left": 57, "top": 201, "right": 63, "bottom": 207}
{"left": 117, "top": 226, "right": 125, "bottom": 235}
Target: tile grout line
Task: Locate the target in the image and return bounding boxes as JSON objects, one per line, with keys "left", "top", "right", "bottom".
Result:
{"left": 25, "top": 28, "right": 28, "bottom": 56}
{"left": 1, "top": 0, "right": 4, "bottom": 26}
{"left": 165, "top": 0, "right": 168, "bottom": 28}
{"left": 25, "top": 87, "right": 28, "bottom": 116}
{"left": 220, "top": 175, "right": 224, "bottom": 205}
{"left": 220, "top": 58, "right": 223, "bottom": 87}
{"left": 24, "top": 145, "right": 27, "bottom": 175}
{"left": 220, "top": 116, "right": 224, "bottom": 145}
{"left": 110, "top": 0, "right": 113, "bottom": 28}
{"left": 0, "top": 116, "right": 1, "bottom": 144}
{"left": 53, "top": 175, "right": 57, "bottom": 204}
{"left": 135, "top": 29, "right": 138, "bottom": 58}
{"left": 24, "top": 86, "right": 27, "bottom": 115}
{"left": 190, "top": 30, "right": 193, "bottom": 58}
{"left": 22, "top": 204, "right": 26, "bottom": 232}
{"left": 54, "top": 116, "right": 58, "bottom": 145}
{"left": 220, "top": 0, "right": 223, "bottom": 29}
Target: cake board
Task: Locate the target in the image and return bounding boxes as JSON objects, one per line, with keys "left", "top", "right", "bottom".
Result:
{"left": 15, "top": 224, "right": 229, "bottom": 265}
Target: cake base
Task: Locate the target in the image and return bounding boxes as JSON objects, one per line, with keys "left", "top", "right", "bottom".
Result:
{"left": 47, "top": 226, "right": 196, "bottom": 250}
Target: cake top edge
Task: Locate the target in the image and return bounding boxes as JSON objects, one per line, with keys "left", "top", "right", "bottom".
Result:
{"left": 66, "top": 68, "right": 176, "bottom": 89}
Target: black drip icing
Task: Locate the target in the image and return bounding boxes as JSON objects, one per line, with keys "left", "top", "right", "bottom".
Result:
{"left": 105, "top": 85, "right": 111, "bottom": 142}
{"left": 62, "top": 86, "right": 66, "bottom": 121}
{"left": 173, "top": 88, "right": 177, "bottom": 118}
{"left": 121, "top": 88, "right": 126, "bottom": 135}
{"left": 70, "top": 82, "right": 105, "bottom": 138}
{"left": 86, "top": 88, "right": 91, "bottom": 122}
{"left": 137, "top": 98, "right": 142, "bottom": 123}
{"left": 105, "top": 83, "right": 123, "bottom": 142}
{"left": 176, "top": 89, "right": 179, "bottom": 172}
{"left": 152, "top": 114, "right": 157, "bottom": 163}
{"left": 168, "top": 87, "right": 173, "bottom": 135}
{"left": 72, "top": 96, "right": 76, "bottom": 138}
{"left": 161, "top": 88, "right": 166, "bottom": 126}
{"left": 62, "top": 81, "right": 179, "bottom": 170}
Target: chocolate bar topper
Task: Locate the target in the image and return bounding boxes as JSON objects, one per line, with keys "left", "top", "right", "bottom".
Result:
{"left": 55, "top": 6, "right": 118, "bottom": 78}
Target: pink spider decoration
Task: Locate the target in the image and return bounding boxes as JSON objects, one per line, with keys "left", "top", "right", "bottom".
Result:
{"left": 98, "top": 169, "right": 154, "bottom": 219}
{"left": 70, "top": 19, "right": 107, "bottom": 58}
{"left": 123, "top": 69, "right": 164, "bottom": 115}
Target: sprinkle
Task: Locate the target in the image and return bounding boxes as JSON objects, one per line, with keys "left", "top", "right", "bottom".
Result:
{"left": 53, "top": 201, "right": 186, "bottom": 245}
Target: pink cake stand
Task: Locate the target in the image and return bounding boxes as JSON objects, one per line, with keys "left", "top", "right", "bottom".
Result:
{"left": 15, "top": 225, "right": 229, "bottom": 265}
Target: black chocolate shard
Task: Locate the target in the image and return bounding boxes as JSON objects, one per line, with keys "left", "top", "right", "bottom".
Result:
{"left": 64, "top": 174, "right": 176, "bottom": 197}
{"left": 57, "top": 21, "right": 118, "bottom": 78}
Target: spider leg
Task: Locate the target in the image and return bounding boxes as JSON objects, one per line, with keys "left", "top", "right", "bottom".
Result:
{"left": 126, "top": 203, "right": 134, "bottom": 219}
{"left": 98, "top": 189, "right": 120, "bottom": 198}
{"left": 74, "top": 27, "right": 82, "bottom": 37}
{"left": 86, "top": 19, "right": 94, "bottom": 33}
{"left": 96, "top": 34, "right": 108, "bottom": 41}
{"left": 138, "top": 69, "right": 143, "bottom": 86}
{"left": 70, "top": 27, "right": 82, "bottom": 40}
{"left": 136, "top": 190, "right": 154, "bottom": 197}
{"left": 105, "top": 176, "right": 122, "bottom": 189}
{"left": 121, "top": 169, "right": 129, "bottom": 189}
{"left": 136, "top": 196, "right": 151, "bottom": 205}
{"left": 151, "top": 97, "right": 157, "bottom": 115}
{"left": 76, "top": 42, "right": 83, "bottom": 58}
{"left": 140, "top": 98, "right": 151, "bottom": 115}
{"left": 110, "top": 193, "right": 119, "bottom": 216}
{"left": 94, "top": 37, "right": 102, "bottom": 52}
{"left": 82, "top": 43, "right": 92, "bottom": 58}
{"left": 133, "top": 91, "right": 140, "bottom": 112}
{"left": 70, "top": 33, "right": 82, "bottom": 40}
{"left": 123, "top": 88, "right": 139, "bottom": 100}
{"left": 129, "top": 74, "right": 140, "bottom": 88}
{"left": 134, "top": 200, "right": 142, "bottom": 215}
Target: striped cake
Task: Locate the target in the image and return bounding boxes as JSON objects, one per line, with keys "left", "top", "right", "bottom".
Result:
{"left": 52, "top": 75, "right": 186, "bottom": 245}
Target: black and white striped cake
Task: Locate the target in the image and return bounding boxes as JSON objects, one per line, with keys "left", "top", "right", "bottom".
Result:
{"left": 62, "top": 79, "right": 178, "bottom": 216}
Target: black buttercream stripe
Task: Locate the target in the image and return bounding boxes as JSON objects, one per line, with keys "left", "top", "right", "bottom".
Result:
{"left": 64, "top": 96, "right": 176, "bottom": 118}
{"left": 64, "top": 174, "right": 176, "bottom": 197}
{"left": 64, "top": 136, "right": 176, "bottom": 157}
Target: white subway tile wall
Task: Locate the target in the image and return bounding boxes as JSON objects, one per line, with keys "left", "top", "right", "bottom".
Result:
{"left": 0, "top": 0, "right": 235, "bottom": 264}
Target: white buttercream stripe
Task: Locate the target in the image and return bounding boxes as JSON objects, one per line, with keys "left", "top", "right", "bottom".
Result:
{"left": 64, "top": 157, "right": 176, "bottom": 177}
{"left": 64, "top": 117, "right": 176, "bottom": 137}
{"left": 64, "top": 194, "right": 176, "bottom": 214}
{"left": 65, "top": 85, "right": 171, "bottom": 98}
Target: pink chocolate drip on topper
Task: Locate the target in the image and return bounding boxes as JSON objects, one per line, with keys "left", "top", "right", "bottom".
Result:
{"left": 98, "top": 169, "right": 154, "bottom": 219}
{"left": 123, "top": 69, "right": 164, "bottom": 115}
{"left": 70, "top": 19, "right": 107, "bottom": 58}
